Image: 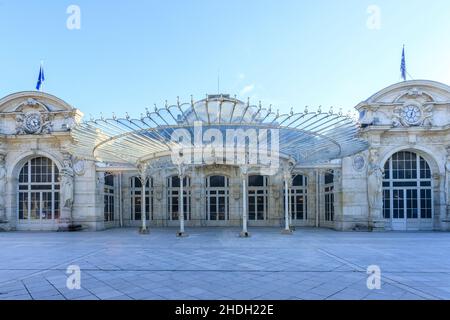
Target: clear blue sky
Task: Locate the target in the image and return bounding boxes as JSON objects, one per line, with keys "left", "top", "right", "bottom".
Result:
{"left": 1, "top": 0, "right": 449, "bottom": 117}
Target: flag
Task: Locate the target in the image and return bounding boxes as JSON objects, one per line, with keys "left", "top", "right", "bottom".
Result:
{"left": 36, "top": 63, "right": 45, "bottom": 91}
{"left": 400, "top": 46, "right": 406, "bottom": 81}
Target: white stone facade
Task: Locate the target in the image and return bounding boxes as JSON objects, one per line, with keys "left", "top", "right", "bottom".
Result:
{"left": 1, "top": 80, "right": 449, "bottom": 232}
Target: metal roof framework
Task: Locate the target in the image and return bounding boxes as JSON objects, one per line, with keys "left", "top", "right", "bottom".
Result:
{"left": 70, "top": 95, "right": 368, "bottom": 168}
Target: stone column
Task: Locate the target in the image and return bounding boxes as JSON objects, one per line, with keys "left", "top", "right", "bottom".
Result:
{"left": 239, "top": 166, "right": 250, "bottom": 237}
{"left": 445, "top": 146, "right": 450, "bottom": 218}
{"left": 177, "top": 164, "right": 188, "bottom": 237}
{"left": 282, "top": 170, "right": 293, "bottom": 234}
{"left": 315, "top": 170, "right": 320, "bottom": 228}
{"left": 59, "top": 154, "right": 75, "bottom": 231}
{"left": 367, "top": 148, "right": 385, "bottom": 231}
{"left": 333, "top": 169, "right": 344, "bottom": 231}
{"left": 0, "top": 153, "right": 6, "bottom": 222}
{"left": 138, "top": 163, "right": 149, "bottom": 234}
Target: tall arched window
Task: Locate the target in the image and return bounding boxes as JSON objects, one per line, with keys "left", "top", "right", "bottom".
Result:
{"left": 104, "top": 173, "right": 115, "bottom": 222}
{"left": 383, "top": 151, "right": 433, "bottom": 230}
{"left": 290, "top": 174, "right": 308, "bottom": 220}
{"left": 130, "top": 177, "right": 152, "bottom": 221}
{"left": 324, "top": 171, "right": 334, "bottom": 222}
{"left": 18, "top": 157, "right": 60, "bottom": 221}
{"left": 206, "top": 175, "right": 229, "bottom": 221}
{"left": 248, "top": 175, "right": 268, "bottom": 221}
{"left": 167, "top": 176, "right": 191, "bottom": 220}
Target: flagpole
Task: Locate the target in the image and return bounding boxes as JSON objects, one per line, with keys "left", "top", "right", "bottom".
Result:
{"left": 40, "top": 61, "right": 44, "bottom": 93}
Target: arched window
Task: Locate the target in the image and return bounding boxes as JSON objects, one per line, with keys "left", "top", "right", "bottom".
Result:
{"left": 167, "top": 176, "right": 191, "bottom": 220}
{"left": 291, "top": 174, "right": 308, "bottom": 220}
{"left": 206, "top": 175, "right": 229, "bottom": 221}
{"left": 248, "top": 175, "right": 268, "bottom": 221}
{"left": 18, "top": 157, "right": 60, "bottom": 221}
{"left": 383, "top": 151, "right": 432, "bottom": 230}
{"left": 324, "top": 171, "right": 334, "bottom": 222}
{"left": 104, "top": 173, "right": 115, "bottom": 222}
{"left": 130, "top": 177, "right": 152, "bottom": 221}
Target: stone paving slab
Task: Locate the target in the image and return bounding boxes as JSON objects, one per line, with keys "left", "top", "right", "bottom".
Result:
{"left": 0, "top": 228, "right": 449, "bottom": 300}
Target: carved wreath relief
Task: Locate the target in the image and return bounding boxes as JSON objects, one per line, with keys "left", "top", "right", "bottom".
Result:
{"left": 16, "top": 112, "right": 53, "bottom": 134}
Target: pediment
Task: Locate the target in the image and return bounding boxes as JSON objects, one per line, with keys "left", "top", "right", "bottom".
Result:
{"left": 0, "top": 91, "right": 74, "bottom": 114}
{"left": 361, "top": 80, "right": 450, "bottom": 106}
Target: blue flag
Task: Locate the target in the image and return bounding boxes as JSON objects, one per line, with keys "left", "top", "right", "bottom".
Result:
{"left": 400, "top": 46, "right": 406, "bottom": 81}
{"left": 36, "top": 63, "right": 45, "bottom": 91}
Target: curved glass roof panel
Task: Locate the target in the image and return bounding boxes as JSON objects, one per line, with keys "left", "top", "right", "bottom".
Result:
{"left": 70, "top": 95, "right": 368, "bottom": 166}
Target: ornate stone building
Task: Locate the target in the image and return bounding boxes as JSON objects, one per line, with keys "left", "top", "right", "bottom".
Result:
{"left": 0, "top": 80, "right": 449, "bottom": 233}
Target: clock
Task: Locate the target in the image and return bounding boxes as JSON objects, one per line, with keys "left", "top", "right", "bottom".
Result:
{"left": 401, "top": 105, "right": 422, "bottom": 125}
{"left": 24, "top": 113, "right": 42, "bottom": 134}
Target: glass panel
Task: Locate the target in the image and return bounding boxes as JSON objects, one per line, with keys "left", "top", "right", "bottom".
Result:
{"left": 383, "top": 189, "right": 390, "bottom": 219}
{"left": 209, "top": 176, "right": 225, "bottom": 188}
{"left": 248, "top": 175, "right": 265, "bottom": 187}
{"left": 292, "top": 175, "right": 304, "bottom": 187}
{"left": 30, "top": 192, "right": 40, "bottom": 220}
{"left": 18, "top": 192, "right": 28, "bottom": 220}
{"left": 324, "top": 172, "right": 334, "bottom": 184}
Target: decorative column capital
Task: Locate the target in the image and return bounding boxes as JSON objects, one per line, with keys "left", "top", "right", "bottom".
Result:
{"left": 240, "top": 165, "right": 249, "bottom": 178}
{"left": 177, "top": 163, "right": 186, "bottom": 178}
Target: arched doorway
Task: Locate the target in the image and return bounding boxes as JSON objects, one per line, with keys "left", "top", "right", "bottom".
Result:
{"left": 206, "top": 175, "right": 230, "bottom": 221}
{"left": 248, "top": 175, "right": 269, "bottom": 221}
{"left": 167, "top": 175, "right": 191, "bottom": 221}
{"left": 18, "top": 157, "right": 60, "bottom": 224}
{"left": 290, "top": 174, "right": 308, "bottom": 221}
{"left": 382, "top": 151, "right": 433, "bottom": 230}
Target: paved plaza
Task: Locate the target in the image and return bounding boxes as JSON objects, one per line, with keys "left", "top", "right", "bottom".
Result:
{"left": 0, "top": 228, "right": 450, "bottom": 300}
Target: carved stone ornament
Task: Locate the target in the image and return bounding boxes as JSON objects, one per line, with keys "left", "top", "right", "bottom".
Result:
{"left": 352, "top": 154, "right": 366, "bottom": 172}
{"left": 16, "top": 112, "right": 53, "bottom": 135}
{"left": 72, "top": 158, "right": 86, "bottom": 176}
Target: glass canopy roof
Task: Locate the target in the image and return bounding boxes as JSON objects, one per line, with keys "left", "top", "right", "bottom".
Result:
{"left": 71, "top": 95, "right": 368, "bottom": 167}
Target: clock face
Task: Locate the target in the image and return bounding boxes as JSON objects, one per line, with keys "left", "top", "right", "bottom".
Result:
{"left": 401, "top": 105, "right": 422, "bottom": 125}
{"left": 24, "top": 113, "right": 42, "bottom": 134}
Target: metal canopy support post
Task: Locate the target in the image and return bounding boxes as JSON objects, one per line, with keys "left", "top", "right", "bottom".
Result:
{"left": 138, "top": 164, "right": 149, "bottom": 234}
{"left": 240, "top": 166, "right": 250, "bottom": 238}
{"left": 177, "top": 164, "right": 188, "bottom": 237}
